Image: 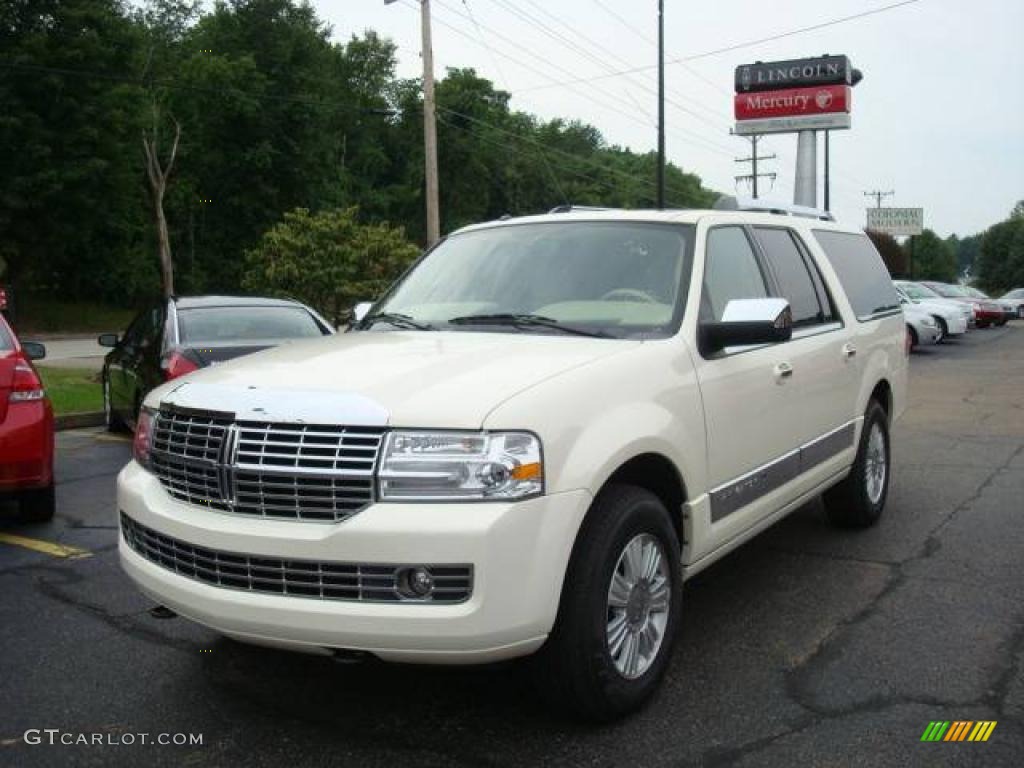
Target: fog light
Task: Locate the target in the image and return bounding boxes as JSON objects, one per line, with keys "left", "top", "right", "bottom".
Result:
{"left": 398, "top": 566, "right": 434, "bottom": 598}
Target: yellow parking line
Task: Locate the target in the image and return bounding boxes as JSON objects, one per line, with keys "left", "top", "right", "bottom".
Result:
{"left": 0, "top": 533, "right": 92, "bottom": 559}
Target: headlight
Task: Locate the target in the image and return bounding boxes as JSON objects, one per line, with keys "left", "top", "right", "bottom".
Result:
{"left": 133, "top": 407, "right": 155, "bottom": 469}
{"left": 378, "top": 431, "right": 543, "bottom": 501}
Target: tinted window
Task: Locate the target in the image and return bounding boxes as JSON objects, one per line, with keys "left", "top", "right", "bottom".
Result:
{"left": 700, "top": 227, "right": 768, "bottom": 322}
{"left": 178, "top": 306, "right": 325, "bottom": 344}
{"left": 754, "top": 227, "right": 825, "bottom": 326}
{"left": 812, "top": 231, "right": 900, "bottom": 321}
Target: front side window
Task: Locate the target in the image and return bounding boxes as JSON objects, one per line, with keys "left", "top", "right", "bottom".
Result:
{"left": 372, "top": 222, "right": 694, "bottom": 339}
{"left": 699, "top": 226, "right": 768, "bottom": 322}
{"left": 178, "top": 306, "right": 325, "bottom": 344}
{"left": 753, "top": 227, "right": 829, "bottom": 327}
{"left": 812, "top": 231, "right": 900, "bottom": 321}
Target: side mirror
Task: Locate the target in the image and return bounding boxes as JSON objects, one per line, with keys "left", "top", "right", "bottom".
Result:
{"left": 351, "top": 302, "right": 373, "bottom": 324}
{"left": 699, "top": 298, "right": 793, "bottom": 355}
{"left": 22, "top": 341, "right": 46, "bottom": 361}
{"left": 98, "top": 333, "right": 119, "bottom": 348}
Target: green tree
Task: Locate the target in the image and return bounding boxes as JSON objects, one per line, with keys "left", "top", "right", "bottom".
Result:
{"left": 976, "top": 216, "right": 1024, "bottom": 294}
{"left": 905, "top": 229, "right": 956, "bottom": 282}
{"left": 866, "top": 229, "right": 906, "bottom": 276}
{"left": 242, "top": 207, "right": 419, "bottom": 324}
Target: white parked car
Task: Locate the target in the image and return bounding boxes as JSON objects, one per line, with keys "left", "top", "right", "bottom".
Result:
{"left": 893, "top": 280, "right": 970, "bottom": 339}
{"left": 903, "top": 303, "right": 941, "bottom": 349}
{"left": 998, "top": 288, "right": 1024, "bottom": 318}
{"left": 119, "top": 202, "right": 908, "bottom": 720}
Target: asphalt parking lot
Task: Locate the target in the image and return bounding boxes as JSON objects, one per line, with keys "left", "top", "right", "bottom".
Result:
{"left": 2, "top": 325, "right": 1023, "bottom": 767}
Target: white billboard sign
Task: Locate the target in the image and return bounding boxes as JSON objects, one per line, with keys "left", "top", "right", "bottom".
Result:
{"left": 866, "top": 207, "right": 924, "bottom": 237}
{"left": 733, "top": 112, "right": 851, "bottom": 136}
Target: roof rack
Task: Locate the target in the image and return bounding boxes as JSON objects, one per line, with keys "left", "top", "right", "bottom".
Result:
{"left": 713, "top": 195, "right": 834, "bottom": 222}
{"left": 548, "top": 204, "right": 616, "bottom": 214}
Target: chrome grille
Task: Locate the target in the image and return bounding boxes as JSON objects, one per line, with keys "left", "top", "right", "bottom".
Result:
{"left": 150, "top": 408, "right": 385, "bottom": 522}
{"left": 120, "top": 513, "right": 473, "bottom": 603}
{"left": 151, "top": 410, "right": 232, "bottom": 511}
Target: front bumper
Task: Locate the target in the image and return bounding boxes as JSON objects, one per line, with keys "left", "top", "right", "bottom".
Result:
{"left": 117, "top": 461, "right": 591, "bottom": 663}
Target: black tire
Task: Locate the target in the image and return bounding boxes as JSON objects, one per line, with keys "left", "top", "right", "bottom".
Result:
{"left": 823, "top": 400, "right": 890, "bottom": 528}
{"left": 532, "top": 484, "right": 682, "bottom": 722}
{"left": 932, "top": 316, "right": 947, "bottom": 343}
{"left": 103, "top": 373, "right": 129, "bottom": 434}
{"left": 906, "top": 326, "right": 918, "bottom": 350}
{"left": 20, "top": 483, "right": 55, "bottom": 522}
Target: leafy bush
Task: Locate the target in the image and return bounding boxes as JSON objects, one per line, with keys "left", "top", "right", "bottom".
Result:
{"left": 242, "top": 207, "right": 419, "bottom": 325}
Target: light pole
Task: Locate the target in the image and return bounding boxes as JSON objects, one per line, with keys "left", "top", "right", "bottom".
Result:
{"left": 386, "top": 0, "right": 440, "bottom": 245}
{"left": 656, "top": 0, "right": 665, "bottom": 209}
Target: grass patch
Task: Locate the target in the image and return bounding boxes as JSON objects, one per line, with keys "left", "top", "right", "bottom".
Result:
{"left": 37, "top": 367, "right": 103, "bottom": 416}
{"left": 15, "top": 298, "right": 135, "bottom": 334}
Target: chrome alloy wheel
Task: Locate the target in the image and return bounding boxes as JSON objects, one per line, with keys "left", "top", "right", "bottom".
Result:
{"left": 865, "top": 422, "right": 888, "bottom": 505}
{"left": 606, "top": 533, "right": 671, "bottom": 680}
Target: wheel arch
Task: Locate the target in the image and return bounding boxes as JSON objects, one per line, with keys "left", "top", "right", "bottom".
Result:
{"left": 594, "top": 452, "right": 689, "bottom": 552}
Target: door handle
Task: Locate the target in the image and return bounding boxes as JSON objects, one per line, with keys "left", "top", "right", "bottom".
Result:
{"left": 842, "top": 342, "right": 857, "bottom": 359}
{"left": 774, "top": 362, "right": 794, "bottom": 381}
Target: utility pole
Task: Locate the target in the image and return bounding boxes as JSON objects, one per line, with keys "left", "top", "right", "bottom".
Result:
{"left": 734, "top": 135, "right": 776, "bottom": 198}
{"left": 421, "top": 0, "right": 440, "bottom": 245}
{"left": 864, "top": 189, "right": 894, "bottom": 208}
{"left": 656, "top": 0, "right": 665, "bottom": 209}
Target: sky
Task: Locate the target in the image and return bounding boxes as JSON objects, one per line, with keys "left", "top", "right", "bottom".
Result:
{"left": 316, "top": 0, "right": 1022, "bottom": 237}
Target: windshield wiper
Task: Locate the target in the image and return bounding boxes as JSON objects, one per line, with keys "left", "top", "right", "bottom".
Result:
{"left": 361, "top": 312, "right": 435, "bottom": 331}
{"left": 447, "top": 313, "right": 612, "bottom": 338}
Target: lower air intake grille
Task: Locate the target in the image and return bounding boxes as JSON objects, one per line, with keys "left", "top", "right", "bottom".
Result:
{"left": 120, "top": 513, "right": 473, "bottom": 604}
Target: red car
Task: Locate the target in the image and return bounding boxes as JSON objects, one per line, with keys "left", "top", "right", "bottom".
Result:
{"left": 0, "top": 314, "right": 54, "bottom": 521}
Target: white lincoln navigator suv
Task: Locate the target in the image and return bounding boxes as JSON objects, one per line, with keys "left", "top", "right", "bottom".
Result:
{"left": 119, "top": 203, "right": 907, "bottom": 720}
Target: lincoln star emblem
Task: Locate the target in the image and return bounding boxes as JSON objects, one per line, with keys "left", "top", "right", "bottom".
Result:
{"left": 815, "top": 90, "right": 833, "bottom": 109}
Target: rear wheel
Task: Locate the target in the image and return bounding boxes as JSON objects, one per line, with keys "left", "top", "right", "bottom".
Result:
{"left": 533, "top": 485, "right": 681, "bottom": 722}
{"left": 20, "top": 483, "right": 55, "bottom": 522}
{"left": 824, "top": 401, "right": 890, "bottom": 528}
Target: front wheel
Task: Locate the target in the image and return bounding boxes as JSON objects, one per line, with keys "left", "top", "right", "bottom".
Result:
{"left": 823, "top": 401, "right": 890, "bottom": 528}
{"left": 932, "top": 316, "right": 947, "bottom": 343}
{"left": 532, "top": 485, "right": 682, "bottom": 721}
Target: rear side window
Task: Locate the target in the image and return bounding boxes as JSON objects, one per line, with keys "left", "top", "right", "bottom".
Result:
{"left": 0, "top": 321, "right": 13, "bottom": 351}
{"left": 178, "top": 306, "right": 325, "bottom": 344}
{"left": 812, "top": 231, "right": 900, "bottom": 321}
{"left": 700, "top": 227, "right": 768, "bottom": 322}
{"left": 753, "top": 227, "right": 827, "bottom": 327}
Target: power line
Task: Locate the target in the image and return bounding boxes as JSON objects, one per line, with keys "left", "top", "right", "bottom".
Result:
{"left": 459, "top": 0, "right": 570, "bottom": 206}
{"left": 419, "top": 0, "right": 739, "bottom": 158}
{"left": 513, "top": 0, "right": 924, "bottom": 93}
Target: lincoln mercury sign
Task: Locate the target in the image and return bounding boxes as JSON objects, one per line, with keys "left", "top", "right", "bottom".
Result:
{"left": 866, "top": 207, "right": 925, "bottom": 237}
{"left": 734, "top": 55, "right": 858, "bottom": 136}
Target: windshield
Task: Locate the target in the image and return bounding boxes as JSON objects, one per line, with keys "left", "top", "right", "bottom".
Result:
{"left": 964, "top": 287, "right": 989, "bottom": 299}
{"left": 897, "top": 281, "right": 940, "bottom": 300}
{"left": 178, "top": 306, "right": 325, "bottom": 344}
{"left": 371, "top": 221, "right": 694, "bottom": 339}
{"left": 925, "top": 283, "right": 967, "bottom": 298}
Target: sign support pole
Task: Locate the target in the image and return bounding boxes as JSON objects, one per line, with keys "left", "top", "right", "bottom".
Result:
{"left": 823, "top": 130, "right": 830, "bottom": 212}
{"left": 794, "top": 130, "right": 817, "bottom": 207}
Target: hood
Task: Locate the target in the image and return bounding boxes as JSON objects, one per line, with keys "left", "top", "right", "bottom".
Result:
{"left": 147, "top": 330, "right": 640, "bottom": 429}
{"left": 910, "top": 298, "right": 964, "bottom": 318}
